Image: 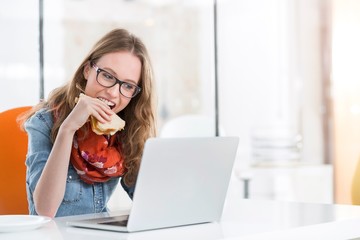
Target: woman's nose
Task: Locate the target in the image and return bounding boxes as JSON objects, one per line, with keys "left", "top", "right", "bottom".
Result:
{"left": 107, "top": 83, "right": 121, "bottom": 97}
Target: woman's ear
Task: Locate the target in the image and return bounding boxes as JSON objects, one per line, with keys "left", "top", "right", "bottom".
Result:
{"left": 83, "top": 62, "right": 91, "bottom": 80}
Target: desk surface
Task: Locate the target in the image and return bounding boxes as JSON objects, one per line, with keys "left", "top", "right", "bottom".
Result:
{"left": 3, "top": 198, "right": 360, "bottom": 240}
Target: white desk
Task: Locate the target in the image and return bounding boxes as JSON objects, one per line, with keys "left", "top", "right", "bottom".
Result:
{"left": 3, "top": 199, "right": 360, "bottom": 240}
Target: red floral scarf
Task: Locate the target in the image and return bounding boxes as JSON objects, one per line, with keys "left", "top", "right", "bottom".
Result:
{"left": 70, "top": 123, "right": 125, "bottom": 184}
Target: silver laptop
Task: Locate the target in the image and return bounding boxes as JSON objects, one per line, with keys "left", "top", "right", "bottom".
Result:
{"left": 67, "top": 137, "right": 239, "bottom": 232}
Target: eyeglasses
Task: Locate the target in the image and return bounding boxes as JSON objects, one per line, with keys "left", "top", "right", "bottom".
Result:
{"left": 91, "top": 62, "right": 141, "bottom": 98}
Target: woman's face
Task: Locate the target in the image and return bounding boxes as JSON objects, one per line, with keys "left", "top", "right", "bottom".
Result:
{"left": 83, "top": 51, "right": 142, "bottom": 114}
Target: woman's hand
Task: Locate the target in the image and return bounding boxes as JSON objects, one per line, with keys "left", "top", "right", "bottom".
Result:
{"left": 61, "top": 94, "right": 113, "bottom": 134}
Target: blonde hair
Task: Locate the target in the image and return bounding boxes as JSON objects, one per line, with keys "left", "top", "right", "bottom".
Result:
{"left": 20, "top": 28, "right": 157, "bottom": 186}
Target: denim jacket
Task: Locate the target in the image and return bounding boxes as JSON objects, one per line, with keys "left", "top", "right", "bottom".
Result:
{"left": 24, "top": 108, "right": 134, "bottom": 217}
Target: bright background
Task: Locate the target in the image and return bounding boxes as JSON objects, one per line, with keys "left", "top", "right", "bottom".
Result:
{"left": 1, "top": 0, "right": 359, "bottom": 208}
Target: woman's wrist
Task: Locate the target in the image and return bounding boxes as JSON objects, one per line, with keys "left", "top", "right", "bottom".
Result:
{"left": 58, "top": 121, "right": 77, "bottom": 137}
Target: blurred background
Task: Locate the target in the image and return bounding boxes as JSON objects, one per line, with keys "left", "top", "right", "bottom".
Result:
{"left": 1, "top": 0, "right": 359, "bottom": 208}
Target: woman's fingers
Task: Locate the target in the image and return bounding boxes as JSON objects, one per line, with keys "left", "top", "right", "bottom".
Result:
{"left": 62, "top": 94, "right": 115, "bottom": 133}
{"left": 76, "top": 94, "right": 113, "bottom": 123}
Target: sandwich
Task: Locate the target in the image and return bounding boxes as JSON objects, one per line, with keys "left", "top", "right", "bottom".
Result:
{"left": 90, "top": 114, "right": 125, "bottom": 135}
{"left": 75, "top": 93, "right": 125, "bottom": 135}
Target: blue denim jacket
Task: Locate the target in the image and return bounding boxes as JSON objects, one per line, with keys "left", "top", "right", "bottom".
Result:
{"left": 24, "top": 108, "right": 134, "bottom": 217}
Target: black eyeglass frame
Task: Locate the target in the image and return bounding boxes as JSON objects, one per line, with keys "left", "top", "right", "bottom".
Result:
{"left": 90, "top": 61, "right": 142, "bottom": 98}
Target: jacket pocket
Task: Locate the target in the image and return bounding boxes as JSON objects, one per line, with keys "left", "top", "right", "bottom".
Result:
{"left": 62, "top": 167, "right": 82, "bottom": 203}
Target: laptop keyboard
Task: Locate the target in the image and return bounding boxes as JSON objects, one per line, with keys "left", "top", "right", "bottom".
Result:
{"left": 99, "top": 219, "right": 128, "bottom": 226}
{"left": 76, "top": 215, "right": 130, "bottom": 227}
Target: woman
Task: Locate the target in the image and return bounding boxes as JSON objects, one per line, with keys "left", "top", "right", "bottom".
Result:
{"left": 19, "top": 28, "right": 156, "bottom": 218}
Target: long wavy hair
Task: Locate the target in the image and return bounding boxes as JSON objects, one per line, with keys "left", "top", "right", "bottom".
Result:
{"left": 19, "top": 28, "right": 157, "bottom": 187}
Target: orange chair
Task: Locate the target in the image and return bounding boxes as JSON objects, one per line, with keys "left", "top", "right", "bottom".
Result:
{"left": 0, "top": 106, "right": 32, "bottom": 214}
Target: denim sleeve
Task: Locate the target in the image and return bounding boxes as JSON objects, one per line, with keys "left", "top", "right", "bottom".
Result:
{"left": 24, "top": 110, "right": 54, "bottom": 201}
{"left": 120, "top": 177, "right": 135, "bottom": 200}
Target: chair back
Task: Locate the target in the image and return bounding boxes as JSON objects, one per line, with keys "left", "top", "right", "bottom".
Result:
{"left": 0, "top": 106, "right": 31, "bottom": 214}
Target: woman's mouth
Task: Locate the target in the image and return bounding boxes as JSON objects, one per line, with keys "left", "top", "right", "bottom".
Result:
{"left": 98, "top": 97, "right": 116, "bottom": 110}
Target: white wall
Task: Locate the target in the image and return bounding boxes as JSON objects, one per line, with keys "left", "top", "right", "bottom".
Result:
{"left": 217, "top": 0, "right": 324, "bottom": 167}
{"left": 0, "top": 0, "right": 39, "bottom": 111}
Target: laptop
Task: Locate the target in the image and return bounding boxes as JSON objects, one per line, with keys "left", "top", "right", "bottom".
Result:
{"left": 67, "top": 137, "right": 239, "bottom": 232}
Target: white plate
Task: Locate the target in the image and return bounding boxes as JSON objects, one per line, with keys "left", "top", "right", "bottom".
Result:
{"left": 0, "top": 215, "right": 52, "bottom": 232}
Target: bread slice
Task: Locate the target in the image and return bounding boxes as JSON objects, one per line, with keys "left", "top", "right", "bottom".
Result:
{"left": 90, "top": 114, "right": 125, "bottom": 135}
